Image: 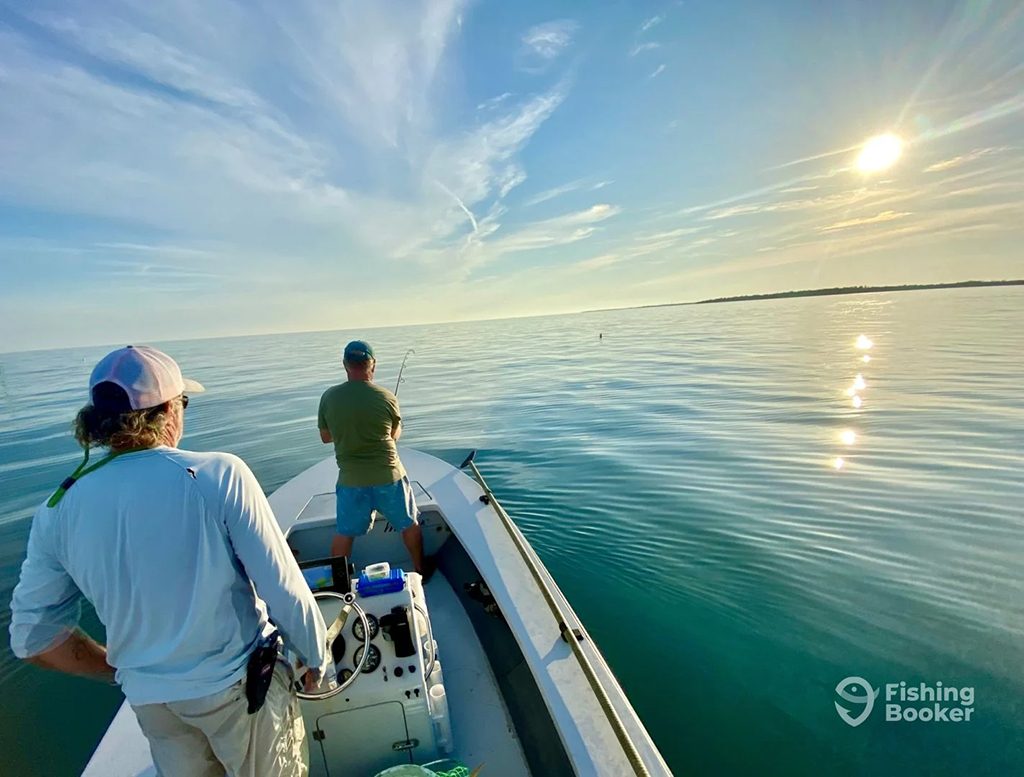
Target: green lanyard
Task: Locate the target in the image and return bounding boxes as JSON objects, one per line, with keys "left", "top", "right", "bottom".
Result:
{"left": 47, "top": 447, "right": 147, "bottom": 508}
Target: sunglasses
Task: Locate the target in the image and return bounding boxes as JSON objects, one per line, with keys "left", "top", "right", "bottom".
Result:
{"left": 181, "top": 394, "right": 190, "bottom": 410}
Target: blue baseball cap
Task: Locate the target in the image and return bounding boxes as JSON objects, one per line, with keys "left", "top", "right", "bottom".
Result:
{"left": 344, "top": 340, "right": 375, "bottom": 363}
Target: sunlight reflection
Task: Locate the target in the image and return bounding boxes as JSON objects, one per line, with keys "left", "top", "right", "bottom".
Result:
{"left": 832, "top": 328, "right": 875, "bottom": 470}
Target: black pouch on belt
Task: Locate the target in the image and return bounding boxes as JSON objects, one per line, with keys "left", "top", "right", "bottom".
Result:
{"left": 245, "top": 632, "right": 281, "bottom": 715}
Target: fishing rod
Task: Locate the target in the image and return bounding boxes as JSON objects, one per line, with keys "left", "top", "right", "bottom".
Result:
{"left": 394, "top": 349, "right": 414, "bottom": 396}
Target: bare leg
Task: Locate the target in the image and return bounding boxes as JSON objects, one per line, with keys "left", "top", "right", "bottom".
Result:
{"left": 331, "top": 534, "right": 354, "bottom": 560}
{"left": 400, "top": 524, "right": 425, "bottom": 572}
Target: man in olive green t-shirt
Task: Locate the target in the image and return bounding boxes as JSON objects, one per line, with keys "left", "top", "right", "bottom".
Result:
{"left": 317, "top": 340, "right": 433, "bottom": 580}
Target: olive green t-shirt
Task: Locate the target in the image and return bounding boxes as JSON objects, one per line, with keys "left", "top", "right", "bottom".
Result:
{"left": 317, "top": 381, "right": 406, "bottom": 487}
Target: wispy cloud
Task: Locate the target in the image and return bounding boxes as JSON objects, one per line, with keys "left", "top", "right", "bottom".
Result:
{"left": 478, "top": 92, "right": 514, "bottom": 111}
{"left": 702, "top": 190, "right": 866, "bottom": 221}
{"left": 518, "top": 20, "right": 578, "bottom": 71}
{"left": 523, "top": 180, "right": 585, "bottom": 206}
{"left": 32, "top": 14, "right": 263, "bottom": 110}
{"left": 420, "top": 83, "right": 570, "bottom": 250}
{"left": 630, "top": 42, "right": 661, "bottom": 57}
{"left": 923, "top": 147, "right": 1000, "bottom": 173}
{"left": 693, "top": 202, "right": 1024, "bottom": 285}
{"left": 494, "top": 204, "right": 620, "bottom": 251}
{"left": 925, "top": 158, "right": 968, "bottom": 173}
{"left": 920, "top": 91, "right": 1024, "bottom": 143}
{"left": 635, "top": 227, "right": 707, "bottom": 244}
{"left": 448, "top": 203, "right": 622, "bottom": 272}
{"left": 522, "top": 178, "right": 614, "bottom": 206}
{"left": 94, "top": 259, "right": 222, "bottom": 281}
{"left": 96, "top": 243, "right": 216, "bottom": 259}
{"left": 575, "top": 253, "right": 621, "bottom": 270}
{"left": 820, "top": 210, "right": 912, "bottom": 232}
{"left": 640, "top": 15, "right": 664, "bottom": 33}
{"left": 650, "top": 64, "right": 666, "bottom": 78}
{"left": 675, "top": 166, "right": 848, "bottom": 218}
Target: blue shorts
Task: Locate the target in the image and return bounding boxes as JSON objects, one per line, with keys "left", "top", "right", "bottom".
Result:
{"left": 335, "top": 477, "right": 419, "bottom": 536}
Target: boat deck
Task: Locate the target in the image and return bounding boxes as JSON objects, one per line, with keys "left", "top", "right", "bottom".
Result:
{"left": 421, "top": 572, "right": 531, "bottom": 776}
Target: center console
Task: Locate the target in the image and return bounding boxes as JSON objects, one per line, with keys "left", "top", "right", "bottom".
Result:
{"left": 297, "top": 558, "right": 452, "bottom": 777}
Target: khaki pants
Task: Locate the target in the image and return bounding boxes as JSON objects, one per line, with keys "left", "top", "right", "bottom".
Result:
{"left": 132, "top": 664, "right": 308, "bottom": 777}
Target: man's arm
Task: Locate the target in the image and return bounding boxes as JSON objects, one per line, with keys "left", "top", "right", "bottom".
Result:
{"left": 390, "top": 395, "right": 402, "bottom": 441}
{"left": 27, "top": 629, "right": 115, "bottom": 682}
{"left": 9, "top": 507, "right": 98, "bottom": 679}
{"left": 212, "top": 456, "right": 329, "bottom": 678}
{"left": 317, "top": 394, "right": 332, "bottom": 444}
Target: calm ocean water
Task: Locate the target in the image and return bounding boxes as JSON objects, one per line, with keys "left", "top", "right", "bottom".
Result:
{"left": 2, "top": 288, "right": 1023, "bottom": 776}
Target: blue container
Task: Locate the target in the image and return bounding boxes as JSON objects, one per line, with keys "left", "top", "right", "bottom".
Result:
{"left": 357, "top": 568, "right": 406, "bottom": 597}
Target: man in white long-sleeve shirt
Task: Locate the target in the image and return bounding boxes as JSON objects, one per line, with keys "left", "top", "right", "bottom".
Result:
{"left": 8, "top": 345, "right": 328, "bottom": 777}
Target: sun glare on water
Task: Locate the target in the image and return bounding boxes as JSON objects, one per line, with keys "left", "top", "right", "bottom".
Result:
{"left": 856, "top": 134, "right": 902, "bottom": 173}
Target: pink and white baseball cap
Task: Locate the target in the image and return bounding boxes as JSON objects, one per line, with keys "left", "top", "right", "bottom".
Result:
{"left": 89, "top": 345, "right": 205, "bottom": 410}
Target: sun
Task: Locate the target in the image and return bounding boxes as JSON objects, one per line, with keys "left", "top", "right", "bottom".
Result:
{"left": 856, "top": 134, "right": 902, "bottom": 173}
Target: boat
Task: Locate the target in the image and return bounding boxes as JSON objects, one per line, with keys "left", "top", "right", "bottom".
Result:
{"left": 82, "top": 447, "right": 672, "bottom": 777}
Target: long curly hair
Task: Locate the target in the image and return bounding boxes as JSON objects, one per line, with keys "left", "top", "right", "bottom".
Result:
{"left": 73, "top": 382, "right": 172, "bottom": 450}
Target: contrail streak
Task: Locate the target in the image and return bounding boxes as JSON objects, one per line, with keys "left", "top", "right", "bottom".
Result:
{"left": 764, "top": 145, "right": 861, "bottom": 172}
{"left": 434, "top": 180, "right": 478, "bottom": 233}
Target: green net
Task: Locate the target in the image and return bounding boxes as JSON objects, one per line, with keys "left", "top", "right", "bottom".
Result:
{"left": 423, "top": 759, "right": 472, "bottom": 777}
{"left": 372, "top": 760, "right": 474, "bottom": 777}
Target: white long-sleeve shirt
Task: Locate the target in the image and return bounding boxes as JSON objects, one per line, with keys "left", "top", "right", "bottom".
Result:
{"left": 8, "top": 447, "right": 328, "bottom": 705}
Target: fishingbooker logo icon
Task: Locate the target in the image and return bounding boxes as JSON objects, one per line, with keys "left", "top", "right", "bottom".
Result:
{"left": 834, "top": 677, "right": 975, "bottom": 725}
{"left": 835, "top": 677, "right": 879, "bottom": 727}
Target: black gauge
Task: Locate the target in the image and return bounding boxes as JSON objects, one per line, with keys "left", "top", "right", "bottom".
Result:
{"left": 337, "top": 668, "right": 354, "bottom": 683}
{"left": 330, "top": 635, "right": 346, "bottom": 666}
{"left": 352, "top": 613, "right": 379, "bottom": 641}
{"left": 354, "top": 644, "right": 381, "bottom": 674}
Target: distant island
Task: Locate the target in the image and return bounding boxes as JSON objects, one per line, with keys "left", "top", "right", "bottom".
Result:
{"left": 694, "top": 280, "right": 1024, "bottom": 305}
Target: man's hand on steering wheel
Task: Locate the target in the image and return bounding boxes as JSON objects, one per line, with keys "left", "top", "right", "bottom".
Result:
{"left": 304, "top": 668, "right": 322, "bottom": 693}
{"left": 291, "top": 590, "right": 370, "bottom": 700}
{"left": 295, "top": 659, "right": 323, "bottom": 693}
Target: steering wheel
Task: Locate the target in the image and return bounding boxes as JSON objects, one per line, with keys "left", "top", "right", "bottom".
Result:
{"left": 292, "top": 590, "right": 371, "bottom": 700}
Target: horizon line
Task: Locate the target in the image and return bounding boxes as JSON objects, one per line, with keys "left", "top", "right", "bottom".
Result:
{"left": 2, "top": 277, "right": 1022, "bottom": 357}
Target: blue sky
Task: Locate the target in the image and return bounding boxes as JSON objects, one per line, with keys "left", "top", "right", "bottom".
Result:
{"left": 1, "top": 0, "right": 1023, "bottom": 351}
